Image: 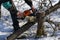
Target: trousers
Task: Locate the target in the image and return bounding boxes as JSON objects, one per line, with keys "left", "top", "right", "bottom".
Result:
{"left": 0, "top": 0, "right": 20, "bottom": 31}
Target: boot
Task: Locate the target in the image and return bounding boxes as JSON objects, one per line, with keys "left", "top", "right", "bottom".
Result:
{"left": 13, "top": 24, "right": 21, "bottom": 32}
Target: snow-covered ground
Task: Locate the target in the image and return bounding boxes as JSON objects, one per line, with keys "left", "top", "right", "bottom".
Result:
{"left": 0, "top": 0, "right": 60, "bottom": 40}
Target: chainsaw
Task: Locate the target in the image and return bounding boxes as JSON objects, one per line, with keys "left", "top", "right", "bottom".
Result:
{"left": 17, "top": 9, "right": 37, "bottom": 22}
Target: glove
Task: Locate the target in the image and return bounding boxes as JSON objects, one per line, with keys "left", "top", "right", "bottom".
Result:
{"left": 31, "top": 6, "right": 35, "bottom": 12}
{"left": 17, "top": 11, "right": 25, "bottom": 20}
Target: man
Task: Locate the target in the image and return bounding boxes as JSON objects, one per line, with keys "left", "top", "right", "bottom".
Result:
{"left": 0, "top": 0, "right": 34, "bottom": 31}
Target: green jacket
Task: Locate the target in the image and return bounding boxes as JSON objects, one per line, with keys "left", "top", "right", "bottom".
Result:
{"left": 2, "top": 1, "right": 12, "bottom": 9}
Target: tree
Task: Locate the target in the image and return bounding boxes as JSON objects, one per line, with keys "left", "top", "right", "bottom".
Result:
{"left": 36, "top": 0, "right": 60, "bottom": 37}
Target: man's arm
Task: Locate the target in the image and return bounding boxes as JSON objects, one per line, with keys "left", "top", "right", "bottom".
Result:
{"left": 24, "top": 0, "right": 32, "bottom": 7}
{"left": 24, "top": 0, "right": 35, "bottom": 12}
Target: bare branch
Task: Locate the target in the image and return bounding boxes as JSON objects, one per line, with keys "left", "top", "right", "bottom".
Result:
{"left": 45, "top": 2, "right": 60, "bottom": 16}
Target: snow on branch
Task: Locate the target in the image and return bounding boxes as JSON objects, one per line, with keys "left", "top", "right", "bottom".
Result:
{"left": 45, "top": 1, "right": 60, "bottom": 16}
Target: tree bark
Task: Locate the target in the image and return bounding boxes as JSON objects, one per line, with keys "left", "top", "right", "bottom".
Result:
{"left": 36, "top": 11, "right": 45, "bottom": 37}
{"left": 7, "top": 21, "right": 36, "bottom": 40}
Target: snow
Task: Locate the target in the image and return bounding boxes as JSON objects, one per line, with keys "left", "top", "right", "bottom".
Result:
{"left": 51, "top": 0, "right": 59, "bottom": 6}
{"left": 0, "top": 32, "right": 12, "bottom": 35}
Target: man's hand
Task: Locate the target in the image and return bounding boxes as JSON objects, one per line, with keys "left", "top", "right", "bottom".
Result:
{"left": 17, "top": 11, "right": 24, "bottom": 19}
{"left": 31, "top": 6, "right": 35, "bottom": 12}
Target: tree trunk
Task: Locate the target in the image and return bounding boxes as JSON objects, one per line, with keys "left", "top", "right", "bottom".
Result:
{"left": 7, "top": 21, "right": 36, "bottom": 40}
{"left": 36, "top": 1, "right": 60, "bottom": 37}
{"left": 36, "top": 11, "right": 45, "bottom": 37}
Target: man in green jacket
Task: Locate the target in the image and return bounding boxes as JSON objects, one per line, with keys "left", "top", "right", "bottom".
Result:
{"left": 0, "top": 0, "right": 34, "bottom": 31}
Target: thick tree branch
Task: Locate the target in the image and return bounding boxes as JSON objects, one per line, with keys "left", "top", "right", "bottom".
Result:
{"left": 45, "top": 1, "right": 60, "bottom": 16}
{"left": 7, "top": 21, "right": 36, "bottom": 40}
